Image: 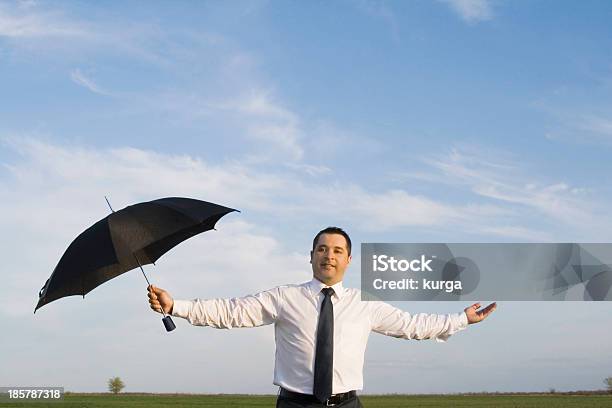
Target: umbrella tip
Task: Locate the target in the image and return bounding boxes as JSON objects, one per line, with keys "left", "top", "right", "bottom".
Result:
{"left": 104, "top": 196, "right": 115, "bottom": 213}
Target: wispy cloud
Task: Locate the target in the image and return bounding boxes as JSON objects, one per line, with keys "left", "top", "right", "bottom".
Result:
{"left": 1, "top": 138, "right": 555, "bottom": 262}
{"left": 70, "top": 69, "right": 109, "bottom": 96}
{"left": 133, "top": 87, "right": 308, "bottom": 163}
{"left": 577, "top": 114, "right": 612, "bottom": 138}
{"left": 237, "top": 91, "right": 304, "bottom": 161}
{"left": 0, "top": 2, "right": 180, "bottom": 66}
{"left": 0, "top": 138, "right": 486, "bottom": 232}
{"left": 357, "top": 0, "right": 400, "bottom": 43}
{"left": 531, "top": 95, "right": 612, "bottom": 147}
{"left": 0, "top": 2, "right": 86, "bottom": 38}
{"left": 439, "top": 0, "right": 494, "bottom": 23}
{"left": 420, "top": 147, "right": 600, "bottom": 232}
{"left": 284, "top": 162, "right": 331, "bottom": 176}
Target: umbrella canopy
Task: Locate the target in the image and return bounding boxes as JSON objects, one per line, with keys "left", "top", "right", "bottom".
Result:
{"left": 35, "top": 197, "right": 237, "bottom": 312}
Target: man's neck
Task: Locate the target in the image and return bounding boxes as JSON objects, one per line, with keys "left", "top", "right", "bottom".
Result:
{"left": 314, "top": 277, "right": 342, "bottom": 287}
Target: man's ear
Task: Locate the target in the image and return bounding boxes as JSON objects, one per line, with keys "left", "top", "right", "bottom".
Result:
{"left": 347, "top": 254, "right": 352, "bottom": 264}
{"left": 309, "top": 250, "right": 313, "bottom": 264}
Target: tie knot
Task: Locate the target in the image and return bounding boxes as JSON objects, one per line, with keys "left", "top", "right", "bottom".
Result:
{"left": 321, "top": 287, "right": 334, "bottom": 297}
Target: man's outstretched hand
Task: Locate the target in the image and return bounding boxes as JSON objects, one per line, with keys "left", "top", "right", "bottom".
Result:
{"left": 147, "top": 285, "right": 174, "bottom": 315}
{"left": 464, "top": 302, "right": 497, "bottom": 324}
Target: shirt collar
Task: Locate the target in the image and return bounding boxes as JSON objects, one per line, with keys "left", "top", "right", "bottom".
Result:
{"left": 308, "top": 277, "right": 345, "bottom": 300}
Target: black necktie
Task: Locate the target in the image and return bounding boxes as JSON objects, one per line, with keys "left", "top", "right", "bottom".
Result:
{"left": 313, "top": 287, "right": 334, "bottom": 402}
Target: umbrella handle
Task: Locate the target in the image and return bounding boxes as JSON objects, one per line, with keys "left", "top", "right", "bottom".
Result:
{"left": 162, "top": 316, "right": 176, "bottom": 332}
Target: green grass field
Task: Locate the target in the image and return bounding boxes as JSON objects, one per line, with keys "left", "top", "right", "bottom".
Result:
{"left": 1, "top": 393, "right": 611, "bottom": 407}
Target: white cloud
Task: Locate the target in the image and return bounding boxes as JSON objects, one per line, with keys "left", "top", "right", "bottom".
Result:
{"left": 0, "top": 2, "right": 86, "bottom": 38}
{"left": 6, "top": 138, "right": 587, "bottom": 250}
{"left": 213, "top": 90, "right": 304, "bottom": 161}
{"left": 530, "top": 97, "right": 612, "bottom": 146}
{"left": 70, "top": 68, "right": 109, "bottom": 96}
{"left": 424, "top": 147, "right": 600, "bottom": 230}
{"left": 440, "top": 0, "right": 494, "bottom": 23}
{"left": 0, "top": 2, "right": 179, "bottom": 66}
{"left": 0, "top": 138, "right": 481, "bottom": 231}
{"left": 284, "top": 162, "right": 331, "bottom": 176}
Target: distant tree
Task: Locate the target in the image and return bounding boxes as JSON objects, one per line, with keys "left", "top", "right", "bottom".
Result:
{"left": 548, "top": 388, "right": 556, "bottom": 394}
{"left": 605, "top": 377, "right": 612, "bottom": 393}
{"left": 107, "top": 377, "right": 125, "bottom": 394}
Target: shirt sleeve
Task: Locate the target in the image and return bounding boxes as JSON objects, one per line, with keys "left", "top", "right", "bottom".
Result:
{"left": 369, "top": 301, "right": 468, "bottom": 342}
{"left": 171, "top": 287, "right": 283, "bottom": 329}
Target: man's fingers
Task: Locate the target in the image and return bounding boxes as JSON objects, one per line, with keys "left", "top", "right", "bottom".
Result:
{"left": 471, "top": 303, "right": 481, "bottom": 310}
{"left": 478, "top": 303, "right": 497, "bottom": 319}
{"left": 146, "top": 285, "right": 170, "bottom": 314}
{"left": 146, "top": 284, "right": 165, "bottom": 314}
{"left": 481, "top": 302, "right": 496, "bottom": 311}
{"left": 483, "top": 302, "right": 497, "bottom": 315}
{"left": 147, "top": 285, "right": 164, "bottom": 301}
{"left": 150, "top": 301, "right": 162, "bottom": 313}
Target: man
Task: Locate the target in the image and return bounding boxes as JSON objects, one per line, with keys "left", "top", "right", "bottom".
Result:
{"left": 148, "top": 227, "right": 496, "bottom": 407}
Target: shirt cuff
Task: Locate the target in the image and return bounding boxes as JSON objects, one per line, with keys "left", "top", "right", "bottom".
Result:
{"left": 435, "top": 312, "right": 469, "bottom": 343}
{"left": 171, "top": 299, "right": 191, "bottom": 319}
{"left": 458, "top": 311, "right": 469, "bottom": 328}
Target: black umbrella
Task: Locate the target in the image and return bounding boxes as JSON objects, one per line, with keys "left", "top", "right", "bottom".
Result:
{"left": 35, "top": 197, "right": 238, "bottom": 331}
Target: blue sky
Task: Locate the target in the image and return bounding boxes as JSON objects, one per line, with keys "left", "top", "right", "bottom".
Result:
{"left": 2, "top": 0, "right": 612, "bottom": 394}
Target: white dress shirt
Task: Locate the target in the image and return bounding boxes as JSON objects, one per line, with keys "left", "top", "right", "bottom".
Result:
{"left": 171, "top": 278, "right": 469, "bottom": 394}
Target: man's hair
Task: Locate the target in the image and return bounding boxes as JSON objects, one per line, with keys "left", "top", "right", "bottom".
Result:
{"left": 312, "top": 226, "right": 352, "bottom": 256}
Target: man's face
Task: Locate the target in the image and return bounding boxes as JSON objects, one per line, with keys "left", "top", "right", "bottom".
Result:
{"left": 310, "top": 233, "right": 352, "bottom": 286}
